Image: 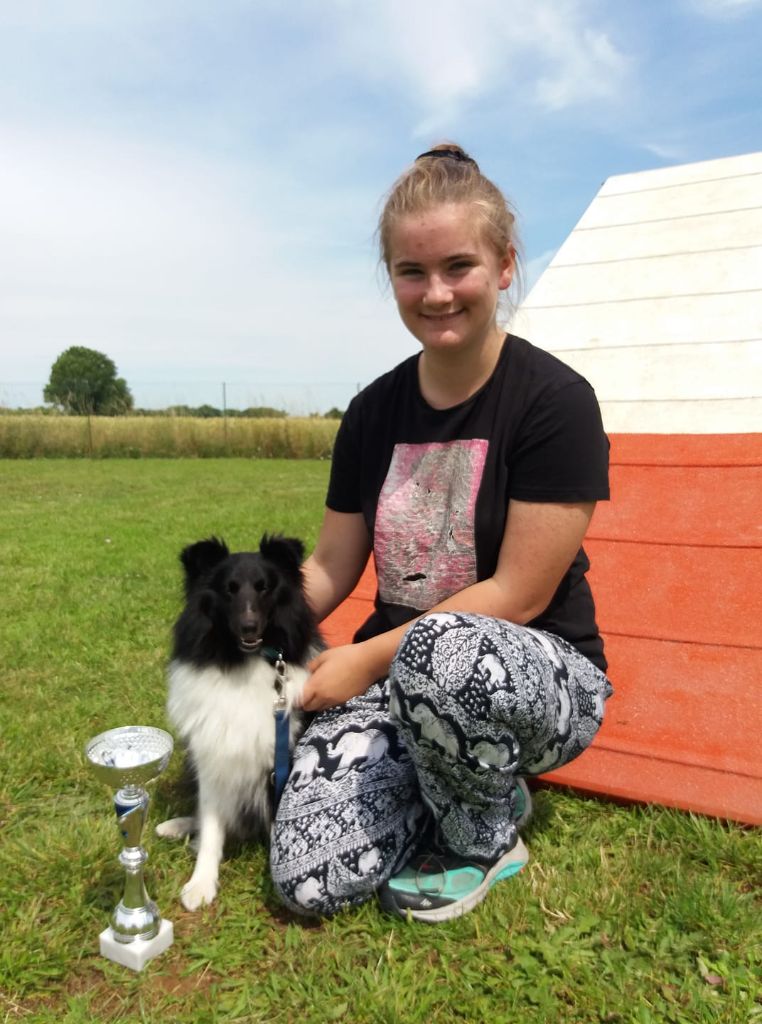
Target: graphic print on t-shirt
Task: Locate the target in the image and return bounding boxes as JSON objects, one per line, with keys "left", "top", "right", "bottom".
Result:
{"left": 375, "top": 440, "right": 488, "bottom": 611}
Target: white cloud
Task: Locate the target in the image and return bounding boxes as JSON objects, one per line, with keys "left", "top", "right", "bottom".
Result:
{"left": 641, "top": 140, "right": 688, "bottom": 162}
{"left": 0, "top": 1, "right": 635, "bottom": 410}
{"left": 0, "top": 126, "right": 260, "bottom": 310}
{"left": 0, "top": 121, "right": 409, "bottom": 409}
{"left": 532, "top": 22, "right": 629, "bottom": 111}
{"left": 325, "top": 0, "right": 630, "bottom": 132}
{"left": 2, "top": 0, "right": 757, "bottom": 413}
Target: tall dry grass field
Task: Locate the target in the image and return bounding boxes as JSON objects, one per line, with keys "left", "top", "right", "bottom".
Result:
{"left": 0, "top": 415, "right": 340, "bottom": 458}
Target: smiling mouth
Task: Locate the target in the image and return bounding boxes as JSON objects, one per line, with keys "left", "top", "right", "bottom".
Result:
{"left": 422, "top": 310, "right": 463, "bottom": 322}
{"left": 238, "top": 636, "right": 263, "bottom": 654}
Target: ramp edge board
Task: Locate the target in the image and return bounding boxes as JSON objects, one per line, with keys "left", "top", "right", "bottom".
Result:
{"left": 541, "top": 748, "right": 762, "bottom": 826}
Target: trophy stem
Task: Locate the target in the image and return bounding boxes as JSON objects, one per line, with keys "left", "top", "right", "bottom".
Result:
{"left": 108, "top": 788, "right": 161, "bottom": 943}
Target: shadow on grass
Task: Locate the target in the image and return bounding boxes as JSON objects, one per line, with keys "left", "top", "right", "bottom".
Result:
{"left": 82, "top": 863, "right": 128, "bottom": 914}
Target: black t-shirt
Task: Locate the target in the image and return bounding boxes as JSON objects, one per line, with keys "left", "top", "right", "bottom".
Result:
{"left": 327, "top": 334, "right": 610, "bottom": 671}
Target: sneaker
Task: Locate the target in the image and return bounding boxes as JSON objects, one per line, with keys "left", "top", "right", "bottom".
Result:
{"left": 378, "top": 836, "right": 529, "bottom": 923}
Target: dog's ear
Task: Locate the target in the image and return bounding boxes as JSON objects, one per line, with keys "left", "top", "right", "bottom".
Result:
{"left": 259, "top": 534, "right": 305, "bottom": 575}
{"left": 180, "top": 537, "right": 230, "bottom": 590}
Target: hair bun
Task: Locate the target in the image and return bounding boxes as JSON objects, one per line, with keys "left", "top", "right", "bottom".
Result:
{"left": 415, "top": 145, "right": 478, "bottom": 169}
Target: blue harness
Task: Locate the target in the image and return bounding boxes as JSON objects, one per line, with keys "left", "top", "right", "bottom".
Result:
{"left": 261, "top": 646, "right": 291, "bottom": 808}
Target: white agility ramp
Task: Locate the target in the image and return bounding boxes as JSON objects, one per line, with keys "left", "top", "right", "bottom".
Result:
{"left": 510, "top": 151, "right": 762, "bottom": 433}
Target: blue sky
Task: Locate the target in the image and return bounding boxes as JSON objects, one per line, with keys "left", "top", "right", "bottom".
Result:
{"left": 1, "top": 0, "right": 760, "bottom": 412}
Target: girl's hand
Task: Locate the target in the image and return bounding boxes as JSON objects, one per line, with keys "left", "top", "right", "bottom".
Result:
{"left": 300, "top": 644, "right": 379, "bottom": 712}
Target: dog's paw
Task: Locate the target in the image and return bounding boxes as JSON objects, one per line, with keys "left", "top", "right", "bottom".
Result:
{"left": 181, "top": 875, "right": 218, "bottom": 911}
{"left": 156, "top": 816, "right": 197, "bottom": 840}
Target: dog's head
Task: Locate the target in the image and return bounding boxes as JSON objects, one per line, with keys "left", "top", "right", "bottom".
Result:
{"left": 179, "top": 534, "right": 306, "bottom": 656}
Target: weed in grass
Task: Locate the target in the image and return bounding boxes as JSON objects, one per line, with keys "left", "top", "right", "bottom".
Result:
{"left": 1, "top": 459, "right": 761, "bottom": 1024}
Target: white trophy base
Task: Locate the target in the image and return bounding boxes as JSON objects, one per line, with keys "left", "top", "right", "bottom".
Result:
{"left": 99, "top": 919, "right": 174, "bottom": 971}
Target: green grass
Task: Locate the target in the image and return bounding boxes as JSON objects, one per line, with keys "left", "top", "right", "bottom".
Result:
{"left": 1, "top": 459, "right": 760, "bottom": 1024}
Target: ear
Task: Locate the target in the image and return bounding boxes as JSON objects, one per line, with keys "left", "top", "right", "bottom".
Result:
{"left": 180, "top": 537, "right": 230, "bottom": 590}
{"left": 498, "top": 246, "right": 515, "bottom": 291}
{"left": 259, "top": 534, "right": 305, "bottom": 575}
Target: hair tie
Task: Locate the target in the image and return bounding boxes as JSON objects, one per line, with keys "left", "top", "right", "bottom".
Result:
{"left": 415, "top": 148, "right": 477, "bottom": 165}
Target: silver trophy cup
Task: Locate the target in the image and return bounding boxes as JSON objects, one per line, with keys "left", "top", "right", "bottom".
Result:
{"left": 85, "top": 725, "right": 174, "bottom": 971}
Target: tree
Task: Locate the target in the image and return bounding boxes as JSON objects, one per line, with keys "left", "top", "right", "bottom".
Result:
{"left": 44, "top": 347, "right": 134, "bottom": 415}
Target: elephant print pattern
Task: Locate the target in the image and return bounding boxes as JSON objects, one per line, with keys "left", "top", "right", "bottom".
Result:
{"left": 270, "top": 683, "right": 427, "bottom": 915}
{"left": 270, "top": 613, "right": 612, "bottom": 916}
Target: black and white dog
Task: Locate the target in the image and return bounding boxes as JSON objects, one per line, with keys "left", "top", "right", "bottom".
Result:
{"left": 156, "top": 535, "right": 320, "bottom": 911}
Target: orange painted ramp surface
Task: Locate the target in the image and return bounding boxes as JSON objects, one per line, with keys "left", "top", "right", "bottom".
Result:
{"left": 586, "top": 541, "right": 761, "bottom": 648}
{"left": 547, "top": 432, "right": 762, "bottom": 824}
{"left": 321, "top": 559, "right": 378, "bottom": 648}
{"left": 320, "top": 433, "right": 762, "bottom": 824}
{"left": 544, "top": 636, "right": 762, "bottom": 823}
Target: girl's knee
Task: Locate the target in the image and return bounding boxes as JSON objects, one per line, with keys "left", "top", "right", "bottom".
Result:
{"left": 391, "top": 612, "right": 510, "bottom": 702}
{"left": 397, "top": 612, "right": 461, "bottom": 654}
{"left": 392, "top": 613, "right": 462, "bottom": 686}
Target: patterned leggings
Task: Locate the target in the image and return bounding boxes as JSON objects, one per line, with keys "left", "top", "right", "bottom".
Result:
{"left": 270, "top": 613, "right": 613, "bottom": 916}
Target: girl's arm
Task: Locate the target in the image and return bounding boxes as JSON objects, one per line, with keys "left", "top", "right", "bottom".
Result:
{"left": 301, "top": 508, "right": 372, "bottom": 622}
{"left": 301, "top": 499, "right": 596, "bottom": 711}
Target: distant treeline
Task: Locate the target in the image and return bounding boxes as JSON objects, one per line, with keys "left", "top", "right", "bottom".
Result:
{"left": 0, "top": 404, "right": 345, "bottom": 420}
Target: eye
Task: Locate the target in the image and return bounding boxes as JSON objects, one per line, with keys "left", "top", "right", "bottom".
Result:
{"left": 449, "top": 260, "right": 473, "bottom": 273}
{"left": 227, "top": 580, "right": 239, "bottom": 594}
{"left": 254, "top": 579, "right": 268, "bottom": 593}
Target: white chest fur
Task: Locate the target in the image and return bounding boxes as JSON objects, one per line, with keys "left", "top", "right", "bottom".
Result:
{"left": 167, "top": 657, "right": 308, "bottom": 801}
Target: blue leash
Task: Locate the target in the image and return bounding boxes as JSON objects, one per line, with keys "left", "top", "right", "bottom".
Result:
{"left": 273, "top": 700, "right": 290, "bottom": 807}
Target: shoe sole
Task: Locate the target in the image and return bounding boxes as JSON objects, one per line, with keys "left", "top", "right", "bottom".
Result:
{"left": 381, "top": 837, "right": 529, "bottom": 924}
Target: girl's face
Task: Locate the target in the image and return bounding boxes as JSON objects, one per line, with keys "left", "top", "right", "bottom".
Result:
{"left": 388, "top": 202, "right": 514, "bottom": 357}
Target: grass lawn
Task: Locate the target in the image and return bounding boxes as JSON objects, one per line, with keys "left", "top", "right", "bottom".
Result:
{"left": 1, "top": 459, "right": 760, "bottom": 1024}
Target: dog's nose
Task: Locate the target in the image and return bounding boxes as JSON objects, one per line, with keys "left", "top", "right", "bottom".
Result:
{"left": 240, "top": 605, "right": 260, "bottom": 634}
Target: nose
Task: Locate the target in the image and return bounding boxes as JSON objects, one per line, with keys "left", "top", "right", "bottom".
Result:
{"left": 241, "top": 603, "right": 260, "bottom": 634}
{"left": 422, "top": 273, "right": 453, "bottom": 307}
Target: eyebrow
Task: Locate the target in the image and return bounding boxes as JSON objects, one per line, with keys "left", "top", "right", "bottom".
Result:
{"left": 392, "top": 251, "right": 477, "bottom": 269}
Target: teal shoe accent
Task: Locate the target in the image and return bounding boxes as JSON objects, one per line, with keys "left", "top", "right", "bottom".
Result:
{"left": 494, "top": 859, "right": 526, "bottom": 882}
{"left": 378, "top": 837, "right": 529, "bottom": 923}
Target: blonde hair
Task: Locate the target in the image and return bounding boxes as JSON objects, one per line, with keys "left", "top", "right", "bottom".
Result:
{"left": 378, "top": 143, "right": 523, "bottom": 307}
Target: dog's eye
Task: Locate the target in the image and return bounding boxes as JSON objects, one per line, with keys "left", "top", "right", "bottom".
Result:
{"left": 227, "top": 581, "right": 240, "bottom": 595}
{"left": 254, "top": 580, "right": 268, "bottom": 593}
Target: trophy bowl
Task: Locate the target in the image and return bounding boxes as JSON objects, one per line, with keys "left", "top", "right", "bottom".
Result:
{"left": 86, "top": 725, "right": 174, "bottom": 791}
